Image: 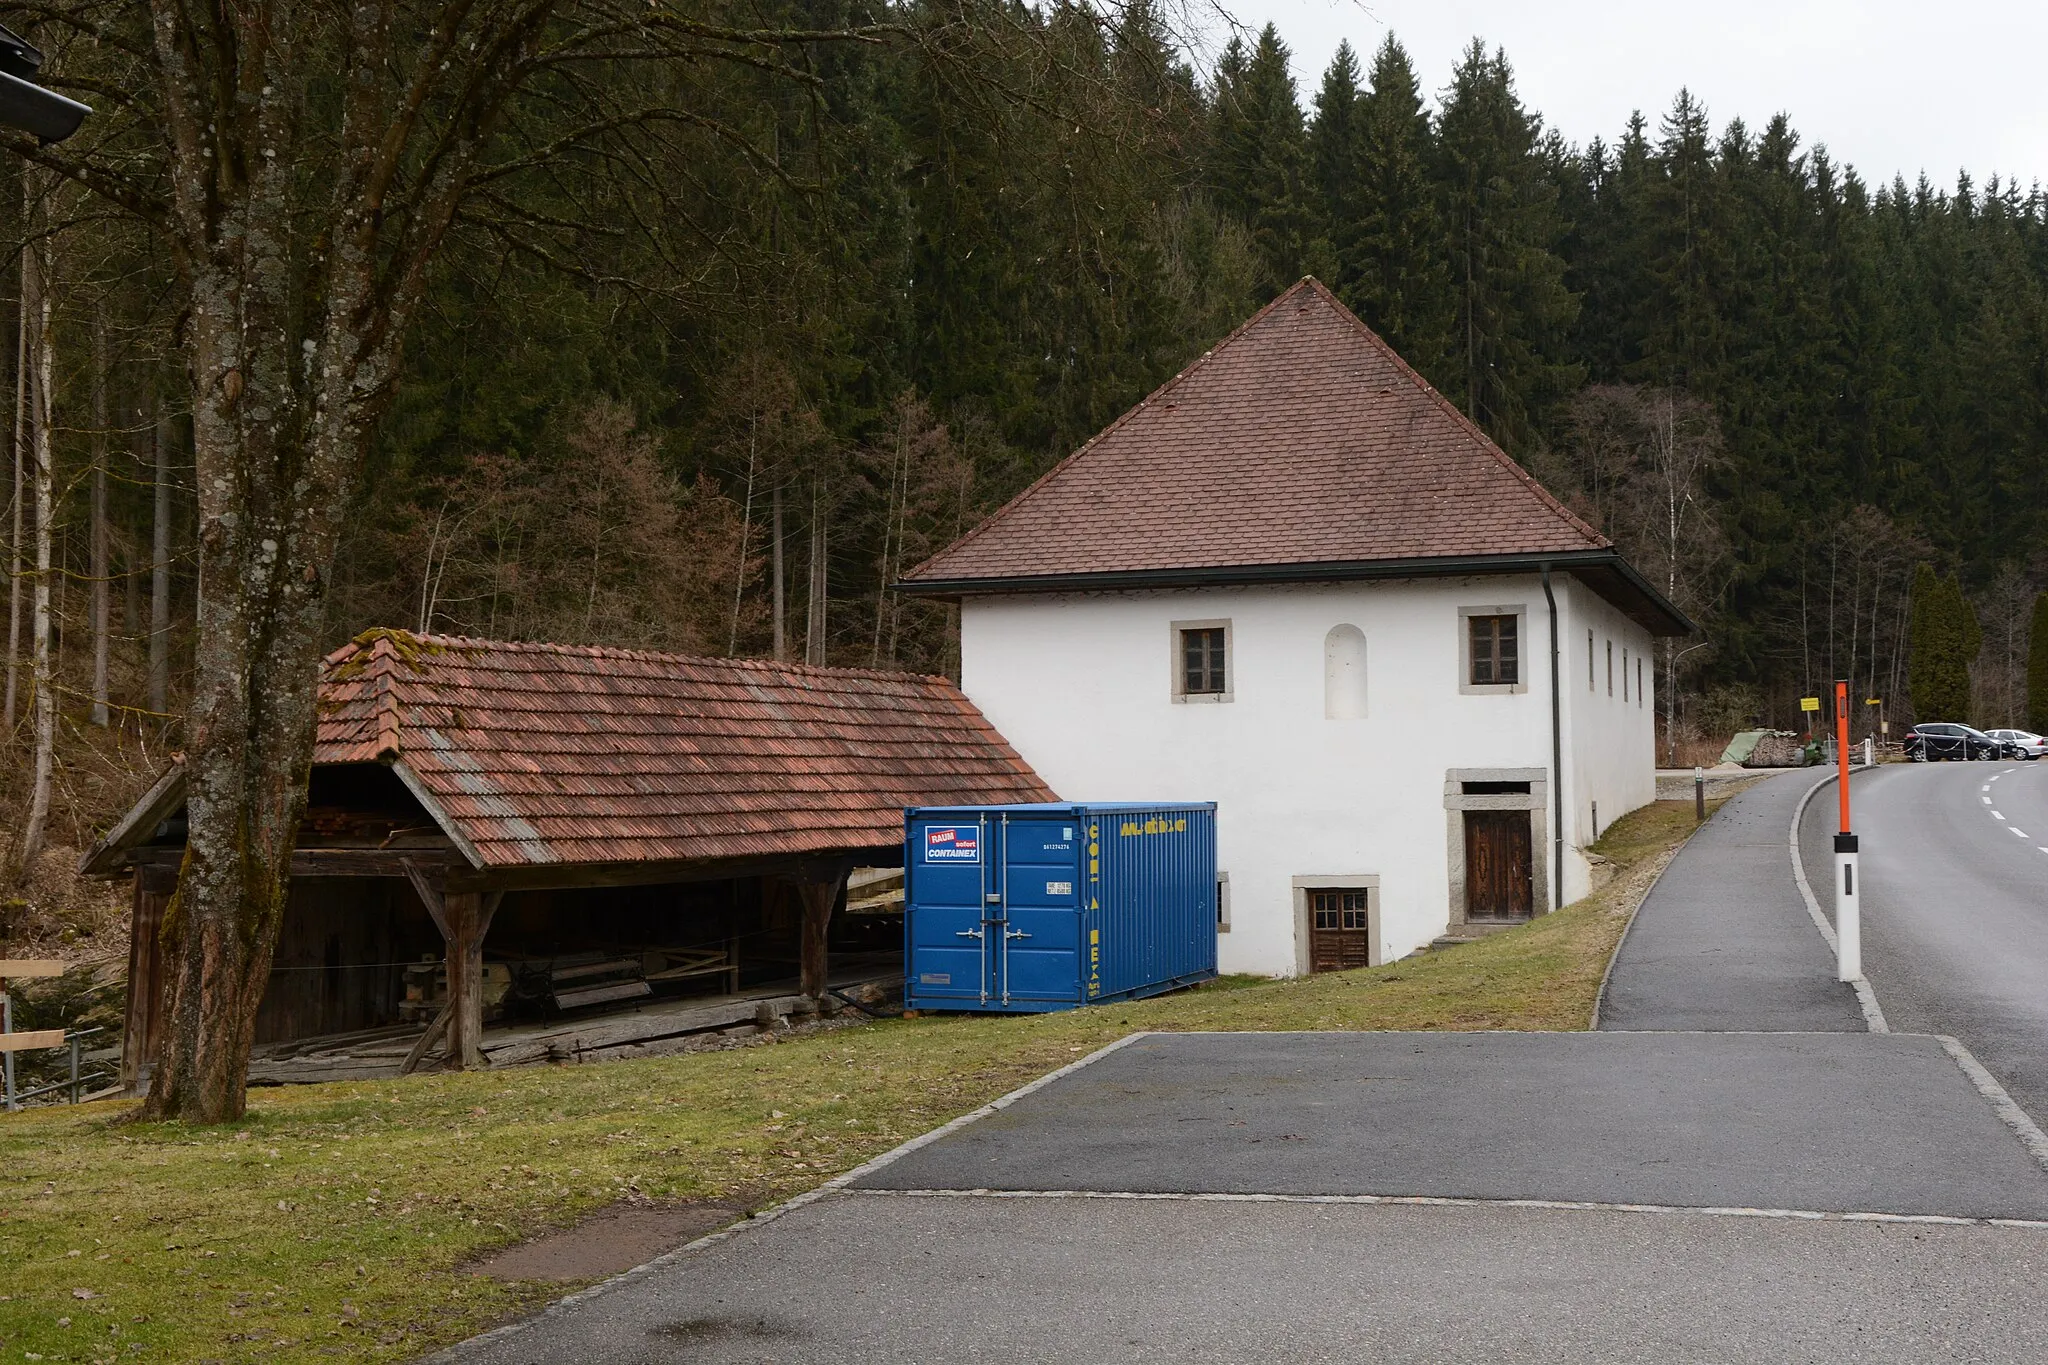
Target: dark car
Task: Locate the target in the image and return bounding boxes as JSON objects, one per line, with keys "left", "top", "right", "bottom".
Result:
{"left": 1906, "top": 723, "right": 2001, "bottom": 761}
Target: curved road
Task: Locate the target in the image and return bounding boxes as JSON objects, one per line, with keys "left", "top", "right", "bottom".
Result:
{"left": 1803, "top": 757, "right": 2048, "bottom": 1123}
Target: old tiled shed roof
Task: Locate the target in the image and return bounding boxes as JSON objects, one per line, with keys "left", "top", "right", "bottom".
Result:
{"left": 901, "top": 279, "right": 1687, "bottom": 634}
{"left": 89, "top": 633, "right": 1055, "bottom": 874}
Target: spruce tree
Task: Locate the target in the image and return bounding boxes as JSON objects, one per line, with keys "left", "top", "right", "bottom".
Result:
{"left": 1210, "top": 24, "right": 1316, "bottom": 299}
{"left": 1349, "top": 33, "right": 1450, "bottom": 371}
{"left": 1309, "top": 41, "right": 1364, "bottom": 236}
{"left": 2029, "top": 594, "right": 2048, "bottom": 734}
{"left": 1433, "top": 41, "right": 1581, "bottom": 449}
{"left": 1908, "top": 564, "right": 1977, "bottom": 722}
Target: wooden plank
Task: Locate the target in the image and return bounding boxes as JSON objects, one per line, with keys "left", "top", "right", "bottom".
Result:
{"left": 552, "top": 980, "right": 651, "bottom": 1011}
{"left": 479, "top": 993, "right": 811, "bottom": 1061}
{"left": 0, "top": 960, "right": 66, "bottom": 978}
{"left": 0, "top": 1029, "right": 67, "bottom": 1052}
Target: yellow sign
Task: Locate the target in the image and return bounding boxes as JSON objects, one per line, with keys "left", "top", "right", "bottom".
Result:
{"left": 1800, "top": 697, "right": 1821, "bottom": 712}
{"left": 1865, "top": 698, "right": 1882, "bottom": 706}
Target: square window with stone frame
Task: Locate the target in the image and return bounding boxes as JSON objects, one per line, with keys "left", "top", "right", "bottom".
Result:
{"left": 1468, "top": 614, "right": 1519, "bottom": 687}
{"left": 1182, "top": 627, "right": 1227, "bottom": 695}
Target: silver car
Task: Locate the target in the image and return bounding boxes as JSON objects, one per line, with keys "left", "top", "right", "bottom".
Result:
{"left": 1985, "top": 728, "right": 2048, "bottom": 760}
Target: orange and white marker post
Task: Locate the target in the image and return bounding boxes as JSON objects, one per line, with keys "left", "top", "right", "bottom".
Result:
{"left": 1833, "top": 680, "right": 1861, "bottom": 982}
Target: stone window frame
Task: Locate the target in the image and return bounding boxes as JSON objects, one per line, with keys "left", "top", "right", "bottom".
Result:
{"left": 1291, "top": 874, "right": 1382, "bottom": 975}
{"left": 1217, "top": 869, "right": 1232, "bottom": 934}
{"left": 1443, "top": 767, "right": 1551, "bottom": 933}
{"left": 1170, "top": 618, "right": 1234, "bottom": 704}
{"left": 1458, "top": 604, "right": 1528, "bottom": 695}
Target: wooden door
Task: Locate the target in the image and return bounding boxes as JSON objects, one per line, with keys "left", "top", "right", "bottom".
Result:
{"left": 1309, "top": 888, "right": 1372, "bottom": 972}
{"left": 1465, "top": 810, "right": 1533, "bottom": 921}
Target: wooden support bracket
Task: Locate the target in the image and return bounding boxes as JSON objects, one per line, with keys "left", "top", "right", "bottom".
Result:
{"left": 398, "top": 1003, "right": 453, "bottom": 1076}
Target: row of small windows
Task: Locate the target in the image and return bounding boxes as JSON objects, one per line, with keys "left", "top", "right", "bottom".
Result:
{"left": 1176, "top": 615, "right": 1644, "bottom": 711}
{"left": 1588, "top": 630, "right": 1645, "bottom": 708}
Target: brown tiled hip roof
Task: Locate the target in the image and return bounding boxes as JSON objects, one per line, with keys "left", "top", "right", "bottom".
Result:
{"left": 314, "top": 632, "right": 1055, "bottom": 869}
{"left": 904, "top": 277, "right": 1610, "bottom": 584}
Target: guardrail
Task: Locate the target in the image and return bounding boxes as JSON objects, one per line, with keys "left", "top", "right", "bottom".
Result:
{"left": 2, "top": 959, "right": 113, "bottom": 1110}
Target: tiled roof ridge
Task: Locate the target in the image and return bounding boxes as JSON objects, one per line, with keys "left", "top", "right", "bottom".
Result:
{"left": 324, "top": 630, "right": 958, "bottom": 690}
{"left": 1295, "top": 277, "right": 1608, "bottom": 551}
{"left": 901, "top": 282, "right": 1316, "bottom": 583}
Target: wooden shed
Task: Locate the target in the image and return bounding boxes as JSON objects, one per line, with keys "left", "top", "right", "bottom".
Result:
{"left": 83, "top": 631, "right": 1055, "bottom": 1087}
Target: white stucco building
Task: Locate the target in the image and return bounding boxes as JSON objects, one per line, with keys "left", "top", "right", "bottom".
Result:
{"left": 902, "top": 279, "right": 1690, "bottom": 975}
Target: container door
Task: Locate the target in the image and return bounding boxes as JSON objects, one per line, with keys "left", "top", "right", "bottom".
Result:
{"left": 997, "top": 816, "right": 1083, "bottom": 1004}
{"left": 908, "top": 817, "right": 995, "bottom": 1004}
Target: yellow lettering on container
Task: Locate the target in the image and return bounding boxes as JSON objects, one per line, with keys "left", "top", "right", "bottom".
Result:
{"left": 1119, "top": 815, "right": 1192, "bottom": 837}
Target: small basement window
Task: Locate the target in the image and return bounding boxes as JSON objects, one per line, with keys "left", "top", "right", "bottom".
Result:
{"left": 1469, "top": 614, "right": 1518, "bottom": 687}
{"left": 1462, "top": 780, "right": 1531, "bottom": 795}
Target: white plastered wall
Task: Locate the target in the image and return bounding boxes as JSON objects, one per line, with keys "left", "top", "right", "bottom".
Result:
{"left": 1554, "top": 577, "right": 1659, "bottom": 904}
{"left": 958, "top": 574, "right": 1661, "bottom": 976}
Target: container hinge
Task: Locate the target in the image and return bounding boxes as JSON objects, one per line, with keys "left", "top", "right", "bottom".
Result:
{"left": 955, "top": 928, "right": 984, "bottom": 940}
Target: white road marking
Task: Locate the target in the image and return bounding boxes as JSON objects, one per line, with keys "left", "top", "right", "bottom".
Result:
{"left": 2013, "top": 829, "right": 2030, "bottom": 839}
{"left": 1984, "top": 796, "right": 1994, "bottom": 804}
{"left": 855, "top": 1185, "right": 2048, "bottom": 1230}
{"left": 1993, "top": 811, "right": 2006, "bottom": 820}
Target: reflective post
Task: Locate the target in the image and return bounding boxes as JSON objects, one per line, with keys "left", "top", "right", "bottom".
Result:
{"left": 1834, "top": 679, "right": 1861, "bottom": 982}
{"left": 1694, "top": 766, "right": 1705, "bottom": 822}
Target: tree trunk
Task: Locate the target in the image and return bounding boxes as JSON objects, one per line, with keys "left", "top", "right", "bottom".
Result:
{"left": 15, "top": 226, "right": 54, "bottom": 879}
{"left": 148, "top": 405, "right": 170, "bottom": 716}
{"left": 807, "top": 481, "right": 827, "bottom": 666}
{"left": 771, "top": 481, "right": 785, "bottom": 661}
{"left": 89, "top": 302, "right": 110, "bottom": 727}
{"left": 3, "top": 217, "right": 24, "bottom": 733}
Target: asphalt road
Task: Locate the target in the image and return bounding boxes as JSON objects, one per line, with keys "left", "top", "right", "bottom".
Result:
{"left": 446, "top": 1195, "right": 2048, "bottom": 1365}
{"left": 1803, "top": 757, "right": 2048, "bottom": 1125}
{"left": 859, "top": 1031, "right": 2048, "bottom": 1218}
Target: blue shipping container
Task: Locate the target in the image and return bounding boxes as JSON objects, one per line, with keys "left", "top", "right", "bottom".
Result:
{"left": 903, "top": 802, "right": 1218, "bottom": 1013}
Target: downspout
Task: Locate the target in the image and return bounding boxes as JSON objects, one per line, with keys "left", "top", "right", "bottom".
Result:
{"left": 1541, "top": 565, "right": 1564, "bottom": 913}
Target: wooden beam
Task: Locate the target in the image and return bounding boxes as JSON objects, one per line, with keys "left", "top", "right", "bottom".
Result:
{"left": 121, "top": 845, "right": 465, "bottom": 879}
{"left": 0, "top": 1029, "right": 66, "bottom": 1052}
{"left": 120, "top": 873, "right": 173, "bottom": 1096}
{"left": 398, "top": 1002, "right": 452, "bottom": 1076}
{"left": 442, "top": 890, "right": 489, "bottom": 1070}
{"left": 0, "top": 960, "right": 65, "bottom": 978}
{"left": 793, "top": 861, "right": 850, "bottom": 1004}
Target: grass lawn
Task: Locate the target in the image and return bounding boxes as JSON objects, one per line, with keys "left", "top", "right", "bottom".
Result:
{"left": 0, "top": 794, "right": 1732, "bottom": 1363}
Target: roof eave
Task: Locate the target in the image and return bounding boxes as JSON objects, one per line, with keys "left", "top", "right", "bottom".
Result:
{"left": 898, "top": 548, "right": 1696, "bottom": 637}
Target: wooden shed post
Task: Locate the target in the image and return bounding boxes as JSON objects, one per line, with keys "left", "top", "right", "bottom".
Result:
{"left": 403, "top": 860, "right": 501, "bottom": 1072}
{"left": 796, "top": 862, "right": 849, "bottom": 1006}
{"left": 443, "top": 891, "right": 490, "bottom": 1069}
{"left": 121, "top": 864, "right": 178, "bottom": 1096}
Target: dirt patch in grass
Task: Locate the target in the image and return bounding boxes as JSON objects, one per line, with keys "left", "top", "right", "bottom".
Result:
{"left": 466, "top": 1199, "right": 745, "bottom": 1282}
{"left": 0, "top": 794, "right": 1733, "bottom": 1364}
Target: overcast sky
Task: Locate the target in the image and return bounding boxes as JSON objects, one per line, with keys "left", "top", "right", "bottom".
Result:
{"left": 1197, "top": 0, "right": 2047, "bottom": 193}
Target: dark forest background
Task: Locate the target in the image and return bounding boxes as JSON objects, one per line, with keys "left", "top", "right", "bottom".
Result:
{"left": 6, "top": 5, "right": 2048, "bottom": 861}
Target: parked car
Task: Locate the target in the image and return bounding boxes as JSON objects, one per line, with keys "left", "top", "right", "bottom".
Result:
{"left": 1985, "top": 728, "right": 2048, "bottom": 760}
{"left": 1906, "top": 723, "right": 2002, "bottom": 761}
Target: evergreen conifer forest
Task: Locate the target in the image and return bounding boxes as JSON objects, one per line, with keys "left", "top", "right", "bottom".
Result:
{"left": 6, "top": 4, "right": 2048, "bottom": 858}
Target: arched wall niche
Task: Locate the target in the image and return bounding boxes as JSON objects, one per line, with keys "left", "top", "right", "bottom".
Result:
{"left": 1325, "top": 624, "right": 1367, "bottom": 719}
